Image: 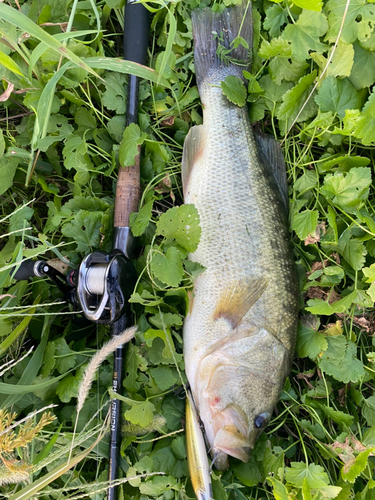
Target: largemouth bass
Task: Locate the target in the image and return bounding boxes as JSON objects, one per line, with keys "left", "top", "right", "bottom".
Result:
{"left": 183, "top": 2, "right": 299, "bottom": 471}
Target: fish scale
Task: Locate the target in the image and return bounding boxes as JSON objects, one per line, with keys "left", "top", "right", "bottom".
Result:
{"left": 183, "top": 2, "right": 299, "bottom": 472}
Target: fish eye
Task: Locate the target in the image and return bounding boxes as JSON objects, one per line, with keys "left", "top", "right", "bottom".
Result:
{"left": 254, "top": 413, "right": 270, "bottom": 429}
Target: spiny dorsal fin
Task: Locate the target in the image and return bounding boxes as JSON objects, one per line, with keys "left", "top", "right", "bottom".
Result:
{"left": 254, "top": 130, "right": 289, "bottom": 213}
{"left": 182, "top": 124, "right": 206, "bottom": 196}
{"left": 212, "top": 277, "right": 268, "bottom": 328}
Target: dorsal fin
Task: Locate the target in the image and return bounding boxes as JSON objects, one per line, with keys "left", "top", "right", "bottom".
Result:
{"left": 254, "top": 130, "right": 289, "bottom": 213}
{"left": 181, "top": 125, "right": 206, "bottom": 196}
{"left": 212, "top": 278, "right": 268, "bottom": 328}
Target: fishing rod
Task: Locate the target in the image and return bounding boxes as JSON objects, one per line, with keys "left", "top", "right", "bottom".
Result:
{"left": 13, "top": 2, "right": 150, "bottom": 499}
{"left": 108, "top": 2, "right": 149, "bottom": 499}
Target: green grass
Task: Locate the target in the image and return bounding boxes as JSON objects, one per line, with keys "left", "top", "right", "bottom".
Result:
{"left": 1, "top": 0, "right": 375, "bottom": 498}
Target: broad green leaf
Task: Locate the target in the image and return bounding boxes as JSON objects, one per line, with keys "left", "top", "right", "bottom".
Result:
{"left": 363, "top": 263, "right": 375, "bottom": 283}
{"left": 299, "top": 420, "right": 326, "bottom": 440}
{"left": 139, "top": 476, "right": 178, "bottom": 497}
{"left": 326, "top": 42, "right": 354, "bottom": 78}
{"left": 285, "top": 462, "right": 329, "bottom": 488}
{"left": 264, "top": 5, "right": 288, "bottom": 37}
{"left": 243, "top": 71, "right": 264, "bottom": 93}
{"left": 259, "top": 38, "right": 292, "bottom": 59}
{"left": 119, "top": 123, "right": 147, "bottom": 167}
{"left": 326, "top": 0, "right": 375, "bottom": 44}
{"left": 354, "top": 92, "right": 375, "bottom": 144}
{"left": 251, "top": 75, "right": 293, "bottom": 122}
{"left": 302, "top": 478, "right": 312, "bottom": 500}
{"left": 124, "top": 343, "right": 147, "bottom": 393}
{"left": 277, "top": 71, "right": 318, "bottom": 123}
{"left": 149, "top": 312, "right": 183, "bottom": 330}
{"left": 332, "top": 289, "right": 372, "bottom": 312}
{"left": 337, "top": 231, "right": 367, "bottom": 270}
{"left": 349, "top": 43, "right": 375, "bottom": 89}
{"left": 162, "top": 394, "right": 185, "bottom": 431}
{"left": 171, "top": 436, "right": 187, "bottom": 461}
{"left": 294, "top": 171, "right": 318, "bottom": 193}
{"left": 341, "top": 449, "right": 373, "bottom": 483}
{"left": 125, "top": 399, "right": 155, "bottom": 427}
{"left": 363, "top": 396, "right": 375, "bottom": 426}
{"left": 55, "top": 374, "right": 79, "bottom": 403}
{"left": 129, "top": 290, "right": 163, "bottom": 307}
{"left": 321, "top": 167, "right": 372, "bottom": 211}
{"left": 293, "top": 0, "right": 323, "bottom": 10}
{"left": 292, "top": 209, "right": 319, "bottom": 240}
{"left": 269, "top": 56, "right": 309, "bottom": 85}
{"left": 184, "top": 260, "right": 206, "bottom": 280}
{"left": 62, "top": 135, "right": 94, "bottom": 179}
{"left": 319, "top": 335, "right": 365, "bottom": 383}
{"left": 149, "top": 366, "right": 177, "bottom": 391}
{"left": 262, "top": 446, "right": 285, "bottom": 477}
{"left": 42, "top": 341, "right": 55, "bottom": 377}
{"left": 9, "top": 205, "right": 33, "bottom": 233}
{"left": 267, "top": 478, "right": 289, "bottom": 500}
{"left": 130, "top": 200, "right": 153, "bottom": 237}
{"left": 233, "top": 460, "right": 262, "bottom": 486}
{"left": 317, "top": 404, "right": 354, "bottom": 426}
{"left": 296, "top": 322, "right": 328, "bottom": 359}
{"left": 107, "top": 115, "right": 126, "bottom": 143}
{"left": 259, "top": 37, "right": 308, "bottom": 84}
{"left": 143, "top": 329, "right": 182, "bottom": 365}
{"left": 281, "top": 11, "right": 329, "bottom": 61}
{"left": 305, "top": 299, "right": 335, "bottom": 315}
{"left": 36, "top": 115, "right": 74, "bottom": 152}
{"left": 54, "top": 337, "right": 77, "bottom": 374}
{"left": 156, "top": 205, "right": 201, "bottom": 253}
{"left": 366, "top": 283, "right": 375, "bottom": 302}
{"left": 102, "top": 72, "right": 127, "bottom": 114}
{"left": 151, "top": 441, "right": 188, "bottom": 478}
{"left": 150, "top": 246, "right": 184, "bottom": 287}
{"left": 315, "top": 77, "right": 362, "bottom": 119}
{"left": 61, "top": 210, "right": 102, "bottom": 253}
{"left": 0, "top": 157, "right": 18, "bottom": 196}
{"left": 221, "top": 76, "right": 247, "bottom": 107}
{"left": 359, "top": 25, "right": 375, "bottom": 51}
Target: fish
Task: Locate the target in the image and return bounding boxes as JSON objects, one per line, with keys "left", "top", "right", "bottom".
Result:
{"left": 182, "top": 1, "right": 299, "bottom": 471}
{"left": 185, "top": 390, "right": 213, "bottom": 500}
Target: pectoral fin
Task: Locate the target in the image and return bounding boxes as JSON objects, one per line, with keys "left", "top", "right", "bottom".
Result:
{"left": 212, "top": 278, "right": 268, "bottom": 328}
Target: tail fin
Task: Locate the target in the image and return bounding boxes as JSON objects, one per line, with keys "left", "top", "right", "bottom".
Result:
{"left": 191, "top": 1, "right": 252, "bottom": 87}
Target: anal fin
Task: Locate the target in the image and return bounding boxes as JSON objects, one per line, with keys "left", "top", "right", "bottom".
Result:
{"left": 212, "top": 278, "right": 268, "bottom": 328}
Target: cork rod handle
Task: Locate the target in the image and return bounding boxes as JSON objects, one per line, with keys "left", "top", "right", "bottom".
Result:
{"left": 113, "top": 151, "right": 141, "bottom": 228}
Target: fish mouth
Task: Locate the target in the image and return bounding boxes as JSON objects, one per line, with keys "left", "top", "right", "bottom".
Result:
{"left": 214, "top": 424, "right": 252, "bottom": 463}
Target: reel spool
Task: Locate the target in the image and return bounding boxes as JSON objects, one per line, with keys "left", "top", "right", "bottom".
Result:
{"left": 70, "top": 251, "right": 137, "bottom": 325}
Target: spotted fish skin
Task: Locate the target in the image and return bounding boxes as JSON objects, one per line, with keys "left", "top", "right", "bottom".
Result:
{"left": 182, "top": 2, "right": 299, "bottom": 470}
